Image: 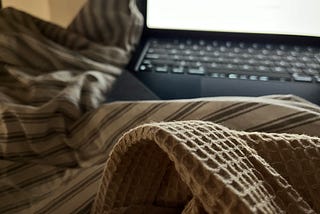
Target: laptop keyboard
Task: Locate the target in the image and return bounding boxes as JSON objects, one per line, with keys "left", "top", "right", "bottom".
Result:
{"left": 136, "top": 38, "right": 320, "bottom": 83}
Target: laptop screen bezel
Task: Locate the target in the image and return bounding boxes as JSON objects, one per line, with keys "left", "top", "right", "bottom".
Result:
{"left": 140, "top": 0, "right": 320, "bottom": 46}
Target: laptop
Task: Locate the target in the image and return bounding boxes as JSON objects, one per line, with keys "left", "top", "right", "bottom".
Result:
{"left": 128, "top": 0, "right": 320, "bottom": 105}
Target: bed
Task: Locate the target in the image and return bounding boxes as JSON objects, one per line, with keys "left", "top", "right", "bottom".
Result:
{"left": 0, "top": 0, "right": 319, "bottom": 213}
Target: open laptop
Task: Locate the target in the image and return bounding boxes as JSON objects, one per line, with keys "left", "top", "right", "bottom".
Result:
{"left": 128, "top": 0, "right": 320, "bottom": 105}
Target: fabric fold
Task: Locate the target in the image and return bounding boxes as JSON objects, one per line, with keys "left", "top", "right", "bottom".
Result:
{"left": 92, "top": 121, "right": 319, "bottom": 214}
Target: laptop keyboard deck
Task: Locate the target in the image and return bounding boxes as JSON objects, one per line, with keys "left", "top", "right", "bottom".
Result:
{"left": 136, "top": 38, "right": 320, "bottom": 83}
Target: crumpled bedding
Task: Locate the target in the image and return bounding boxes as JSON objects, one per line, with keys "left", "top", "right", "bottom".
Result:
{"left": 0, "top": 0, "right": 319, "bottom": 213}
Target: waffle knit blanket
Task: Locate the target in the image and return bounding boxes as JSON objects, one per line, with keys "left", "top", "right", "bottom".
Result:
{"left": 0, "top": 0, "right": 320, "bottom": 213}
{"left": 93, "top": 121, "right": 320, "bottom": 213}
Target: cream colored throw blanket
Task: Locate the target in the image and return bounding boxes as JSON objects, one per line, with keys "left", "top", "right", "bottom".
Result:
{"left": 0, "top": 0, "right": 320, "bottom": 213}
{"left": 93, "top": 120, "right": 320, "bottom": 213}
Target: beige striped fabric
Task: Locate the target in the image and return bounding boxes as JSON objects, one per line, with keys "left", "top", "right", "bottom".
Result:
{"left": 0, "top": 0, "right": 320, "bottom": 213}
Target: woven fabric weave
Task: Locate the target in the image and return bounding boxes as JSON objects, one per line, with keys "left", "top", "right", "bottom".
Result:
{"left": 93, "top": 120, "right": 320, "bottom": 214}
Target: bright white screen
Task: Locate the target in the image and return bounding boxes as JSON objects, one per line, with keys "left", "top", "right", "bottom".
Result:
{"left": 147, "top": 0, "right": 320, "bottom": 37}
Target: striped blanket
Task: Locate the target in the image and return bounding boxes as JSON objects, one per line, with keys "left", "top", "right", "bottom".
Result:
{"left": 0, "top": 0, "right": 319, "bottom": 213}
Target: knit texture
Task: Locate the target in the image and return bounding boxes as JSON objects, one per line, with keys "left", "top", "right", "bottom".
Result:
{"left": 93, "top": 120, "right": 320, "bottom": 214}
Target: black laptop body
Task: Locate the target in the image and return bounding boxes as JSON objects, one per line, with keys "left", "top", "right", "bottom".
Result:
{"left": 128, "top": 0, "right": 320, "bottom": 105}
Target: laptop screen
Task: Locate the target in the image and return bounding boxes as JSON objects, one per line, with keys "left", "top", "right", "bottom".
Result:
{"left": 147, "top": 0, "right": 320, "bottom": 38}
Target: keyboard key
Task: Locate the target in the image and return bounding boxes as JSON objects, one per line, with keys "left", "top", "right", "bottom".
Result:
{"left": 238, "top": 42, "right": 247, "bottom": 49}
{"left": 304, "top": 68, "right": 319, "bottom": 75}
{"left": 314, "top": 75, "right": 320, "bottom": 83}
{"left": 249, "top": 75, "right": 258, "bottom": 81}
{"left": 217, "top": 57, "right": 226, "bottom": 63}
{"left": 261, "top": 60, "right": 274, "bottom": 66}
{"left": 206, "top": 45, "right": 213, "bottom": 51}
{"left": 172, "top": 67, "right": 185, "bottom": 74}
{"left": 192, "top": 45, "right": 200, "bottom": 50}
{"left": 257, "top": 66, "right": 269, "bottom": 72}
{"left": 199, "top": 40, "right": 206, "bottom": 46}
{"left": 262, "top": 50, "right": 271, "bottom": 55}
{"left": 290, "top": 51, "right": 300, "bottom": 57}
{"left": 212, "top": 41, "right": 219, "bottom": 47}
{"left": 146, "top": 54, "right": 160, "bottom": 59}
{"left": 240, "top": 53, "right": 251, "bottom": 59}
{"left": 252, "top": 43, "right": 260, "bottom": 49}
{"left": 233, "top": 48, "right": 241, "bottom": 53}
{"left": 212, "top": 52, "right": 221, "bottom": 57}
{"left": 225, "top": 41, "right": 233, "bottom": 48}
{"left": 265, "top": 44, "right": 274, "bottom": 50}
{"left": 279, "top": 44, "right": 290, "bottom": 51}
{"left": 142, "top": 59, "right": 152, "bottom": 65}
{"left": 276, "top": 50, "right": 285, "bottom": 56}
{"left": 188, "top": 67, "right": 205, "bottom": 75}
{"left": 239, "top": 74, "right": 248, "bottom": 80}
{"left": 240, "top": 64, "right": 253, "bottom": 71}
{"left": 199, "top": 51, "right": 206, "bottom": 56}
{"left": 287, "top": 67, "right": 302, "bottom": 74}
{"left": 276, "top": 61, "right": 290, "bottom": 67}
{"left": 307, "top": 47, "right": 316, "bottom": 52}
{"left": 147, "top": 48, "right": 155, "bottom": 53}
{"left": 293, "top": 46, "right": 302, "bottom": 51}
{"left": 228, "top": 74, "right": 238, "bottom": 79}
{"left": 155, "top": 66, "right": 168, "bottom": 73}
{"left": 286, "top": 56, "right": 297, "bottom": 61}
{"left": 309, "top": 63, "right": 320, "bottom": 69}
{"left": 301, "top": 56, "right": 313, "bottom": 62}
{"left": 173, "top": 55, "right": 181, "bottom": 60}
{"left": 232, "top": 58, "right": 243, "bottom": 64}
{"left": 209, "top": 73, "right": 226, "bottom": 78}
{"left": 273, "top": 67, "right": 287, "bottom": 73}
{"left": 255, "top": 54, "right": 267, "bottom": 60}
{"left": 271, "top": 75, "right": 291, "bottom": 81}
{"left": 292, "top": 62, "right": 306, "bottom": 68}
{"left": 209, "top": 64, "right": 224, "bottom": 71}
{"left": 202, "top": 56, "right": 211, "bottom": 62}
{"left": 292, "top": 73, "right": 313, "bottom": 82}
{"left": 180, "top": 61, "right": 187, "bottom": 66}
{"left": 226, "top": 52, "right": 237, "bottom": 58}
{"left": 178, "top": 44, "right": 185, "bottom": 49}
{"left": 259, "top": 76, "right": 269, "bottom": 81}
{"left": 226, "top": 64, "right": 238, "bottom": 70}
{"left": 258, "top": 72, "right": 291, "bottom": 81}
{"left": 248, "top": 59, "right": 259, "bottom": 65}
{"left": 169, "top": 49, "right": 178, "bottom": 54}
{"left": 151, "top": 59, "right": 175, "bottom": 66}
{"left": 139, "top": 65, "right": 148, "bottom": 71}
